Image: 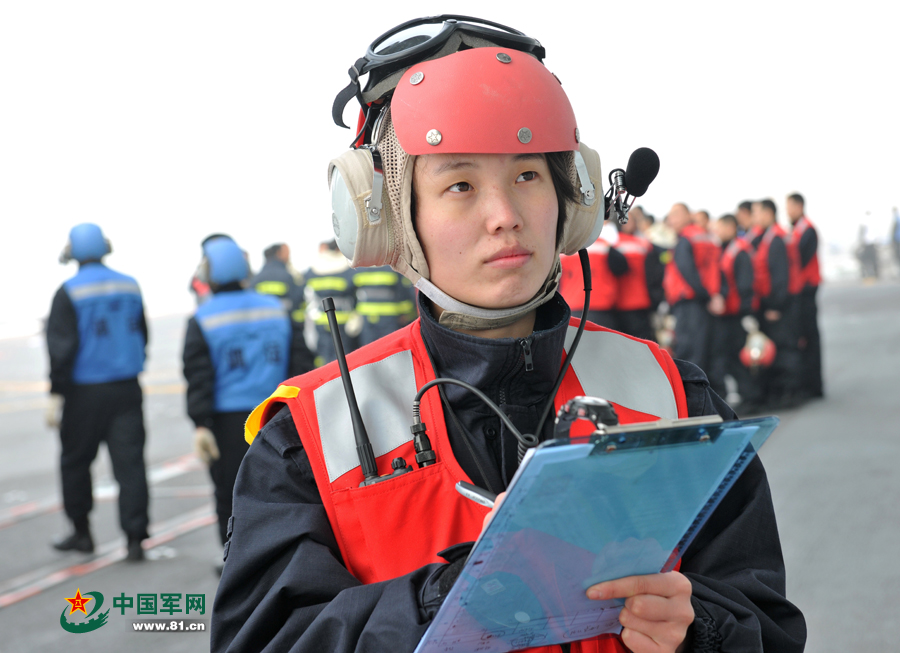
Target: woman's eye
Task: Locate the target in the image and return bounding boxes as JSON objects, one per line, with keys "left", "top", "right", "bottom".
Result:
{"left": 448, "top": 182, "right": 472, "bottom": 193}
{"left": 517, "top": 171, "right": 537, "bottom": 182}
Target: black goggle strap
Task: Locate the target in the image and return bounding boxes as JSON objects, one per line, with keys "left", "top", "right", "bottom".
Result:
{"left": 332, "top": 56, "right": 369, "bottom": 129}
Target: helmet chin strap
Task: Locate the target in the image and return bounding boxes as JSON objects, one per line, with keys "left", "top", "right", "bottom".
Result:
{"left": 414, "top": 259, "right": 561, "bottom": 332}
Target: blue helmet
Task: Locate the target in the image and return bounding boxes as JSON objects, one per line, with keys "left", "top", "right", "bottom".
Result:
{"left": 67, "top": 223, "right": 110, "bottom": 263}
{"left": 203, "top": 237, "right": 250, "bottom": 286}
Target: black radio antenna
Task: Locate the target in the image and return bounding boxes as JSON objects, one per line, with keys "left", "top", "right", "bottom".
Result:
{"left": 322, "top": 297, "right": 379, "bottom": 482}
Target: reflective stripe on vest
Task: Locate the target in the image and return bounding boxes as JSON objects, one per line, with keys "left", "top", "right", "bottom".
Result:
{"left": 356, "top": 300, "right": 414, "bottom": 317}
{"left": 614, "top": 234, "right": 652, "bottom": 311}
{"left": 255, "top": 280, "right": 289, "bottom": 296}
{"left": 68, "top": 279, "right": 141, "bottom": 301}
{"left": 314, "top": 310, "right": 351, "bottom": 325}
{"left": 198, "top": 307, "right": 286, "bottom": 332}
{"left": 307, "top": 276, "right": 349, "bottom": 292}
{"left": 353, "top": 271, "right": 401, "bottom": 286}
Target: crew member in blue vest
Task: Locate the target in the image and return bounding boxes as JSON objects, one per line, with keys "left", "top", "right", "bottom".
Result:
{"left": 353, "top": 265, "right": 417, "bottom": 347}
{"left": 182, "top": 237, "right": 305, "bottom": 561}
{"left": 46, "top": 223, "right": 150, "bottom": 561}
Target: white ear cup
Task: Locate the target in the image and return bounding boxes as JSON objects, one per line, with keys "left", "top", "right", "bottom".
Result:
{"left": 330, "top": 167, "right": 360, "bottom": 260}
{"left": 327, "top": 148, "right": 394, "bottom": 268}
{"left": 560, "top": 142, "right": 605, "bottom": 255}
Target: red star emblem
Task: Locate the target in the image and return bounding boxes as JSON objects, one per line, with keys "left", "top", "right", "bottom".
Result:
{"left": 65, "top": 588, "right": 92, "bottom": 615}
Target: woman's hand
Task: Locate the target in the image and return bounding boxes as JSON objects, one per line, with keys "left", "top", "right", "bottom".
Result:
{"left": 586, "top": 572, "right": 694, "bottom": 653}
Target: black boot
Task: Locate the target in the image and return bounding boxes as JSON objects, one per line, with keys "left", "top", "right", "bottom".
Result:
{"left": 52, "top": 530, "right": 94, "bottom": 553}
{"left": 126, "top": 536, "right": 145, "bottom": 562}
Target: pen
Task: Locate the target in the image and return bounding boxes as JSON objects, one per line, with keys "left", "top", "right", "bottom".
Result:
{"left": 455, "top": 481, "right": 497, "bottom": 509}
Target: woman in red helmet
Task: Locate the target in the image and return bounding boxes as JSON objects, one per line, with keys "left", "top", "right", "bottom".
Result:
{"left": 211, "top": 17, "right": 805, "bottom": 653}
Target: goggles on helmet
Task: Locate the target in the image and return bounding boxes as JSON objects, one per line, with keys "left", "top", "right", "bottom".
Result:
{"left": 332, "top": 15, "right": 545, "bottom": 134}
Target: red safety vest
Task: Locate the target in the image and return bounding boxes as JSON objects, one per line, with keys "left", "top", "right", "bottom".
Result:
{"left": 721, "top": 238, "right": 757, "bottom": 316}
{"left": 663, "top": 224, "right": 721, "bottom": 305}
{"left": 560, "top": 239, "right": 617, "bottom": 311}
{"left": 741, "top": 225, "right": 762, "bottom": 243}
{"left": 787, "top": 216, "right": 821, "bottom": 291}
{"left": 614, "top": 233, "right": 653, "bottom": 311}
{"left": 752, "top": 225, "right": 790, "bottom": 299}
{"left": 246, "top": 319, "right": 689, "bottom": 653}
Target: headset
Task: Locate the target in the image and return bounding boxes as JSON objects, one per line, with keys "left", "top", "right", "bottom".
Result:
{"left": 196, "top": 236, "right": 250, "bottom": 288}
{"left": 59, "top": 223, "right": 112, "bottom": 264}
{"left": 327, "top": 45, "right": 607, "bottom": 282}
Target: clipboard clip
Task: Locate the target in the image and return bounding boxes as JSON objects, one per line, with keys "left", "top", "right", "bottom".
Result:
{"left": 554, "top": 396, "right": 620, "bottom": 438}
{"left": 555, "top": 396, "right": 725, "bottom": 451}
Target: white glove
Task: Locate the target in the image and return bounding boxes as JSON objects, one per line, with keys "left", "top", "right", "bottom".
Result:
{"left": 194, "top": 426, "right": 220, "bottom": 464}
{"left": 46, "top": 394, "right": 64, "bottom": 429}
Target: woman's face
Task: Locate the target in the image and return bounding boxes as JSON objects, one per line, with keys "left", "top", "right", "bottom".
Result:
{"left": 413, "top": 152, "right": 559, "bottom": 310}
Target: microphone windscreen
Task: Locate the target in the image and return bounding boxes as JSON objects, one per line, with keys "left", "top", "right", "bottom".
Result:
{"left": 624, "top": 148, "right": 660, "bottom": 197}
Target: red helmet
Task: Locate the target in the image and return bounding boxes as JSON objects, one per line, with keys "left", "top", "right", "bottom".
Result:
{"left": 391, "top": 47, "right": 578, "bottom": 156}
{"left": 740, "top": 332, "right": 776, "bottom": 368}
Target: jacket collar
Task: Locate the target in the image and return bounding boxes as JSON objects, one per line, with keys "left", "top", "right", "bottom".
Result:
{"left": 417, "top": 292, "right": 571, "bottom": 412}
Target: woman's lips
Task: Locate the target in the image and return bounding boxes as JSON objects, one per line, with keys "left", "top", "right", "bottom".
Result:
{"left": 485, "top": 246, "right": 532, "bottom": 269}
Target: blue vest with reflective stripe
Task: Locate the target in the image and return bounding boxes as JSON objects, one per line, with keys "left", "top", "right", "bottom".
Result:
{"left": 63, "top": 263, "right": 146, "bottom": 384}
{"left": 195, "top": 290, "right": 291, "bottom": 413}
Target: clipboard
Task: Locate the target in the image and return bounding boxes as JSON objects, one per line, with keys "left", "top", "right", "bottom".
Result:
{"left": 414, "top": 415, "right": 779, "bottom": 653}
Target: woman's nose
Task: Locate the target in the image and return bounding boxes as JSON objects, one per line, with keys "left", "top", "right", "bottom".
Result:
{"left": 483, "top": 186, "right": 523, "bottom": 233}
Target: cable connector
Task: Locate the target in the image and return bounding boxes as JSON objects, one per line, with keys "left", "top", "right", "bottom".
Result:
{"left": 411, "top": 421, "right": 436, "bottom": 468}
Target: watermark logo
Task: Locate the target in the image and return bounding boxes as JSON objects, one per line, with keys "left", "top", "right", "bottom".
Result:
{"left": 60, "top": 588, "right": 109, "bottom": 633}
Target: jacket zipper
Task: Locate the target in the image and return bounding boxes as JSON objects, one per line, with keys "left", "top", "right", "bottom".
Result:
{"left": 499, "top": 336, "right": 534, "bottom": 410}
{"left": 518, "top": 336, "right": 534, "bottom": 372}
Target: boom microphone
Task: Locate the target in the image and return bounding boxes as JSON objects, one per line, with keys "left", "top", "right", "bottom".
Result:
{"left": 605, "top": 147, "right": 661, "bottom": 224}
{"left": 623, "top": 147, "right": 660, "bottom": 198}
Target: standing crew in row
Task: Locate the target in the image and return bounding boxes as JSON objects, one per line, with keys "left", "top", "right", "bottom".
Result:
{"left": 47, "top": 224, "right": 150, "bottom": 561}
{"left": 750, "top": 199, "right": 802, "bottom": 407}
{"left": 182, "top": 237, "right": 310, "bottom": 561}
{"left": 614, "top": 216, "right": 664, "bottom": 341}
{"left": 708, "top": 214, "right": 761, "bottom": 409}
{"left": 786, "top": 193, "right": 823, "bottom": 399}
{"left": 559, "top": 235, "right": 625, "bottom": 330}
{"left": 663, "top": 203, "right": 724, "bottom": 370}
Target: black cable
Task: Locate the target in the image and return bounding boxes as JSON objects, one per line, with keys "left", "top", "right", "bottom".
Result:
{"left": 531, "top": 248, "right": 592, "bottom": 442}
{"left": 437, "top": 384, "right": 500, "bottom": 495}
{"left": 412, "top": 248, "right": 592, "bottom": 467}
{"left": 413, "top": 378, "right": 538, "bottom": 452}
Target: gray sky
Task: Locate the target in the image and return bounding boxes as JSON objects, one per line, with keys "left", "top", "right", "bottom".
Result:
{"left": 1, "top": 0, "right": 898, "bottom": 337}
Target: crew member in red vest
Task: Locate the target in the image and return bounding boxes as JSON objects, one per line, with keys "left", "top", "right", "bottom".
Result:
{"left": 612, "top": 215, "right": 664, "bottom": 341}
{"left": 663, "top": 203, "right": 725, "bottom": 371}
{"left": 786, "top": 193, "right": 824, "bottom": 398}
{"left": 560, "top": 235, "right": 627, "bottom": 330}
{"left": 210, "top": 17, "right": 805, "bottom": 653}
{"left": 751, "top": 199, "right": 802, "bottom": 407}
{"left": 736, "top": 201, "right": 756, "bottom": 240}
{"left": 708, "top": 214, "right": 762, "bottom": 411}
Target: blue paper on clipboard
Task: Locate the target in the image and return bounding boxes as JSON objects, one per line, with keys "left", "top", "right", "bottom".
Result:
{"left": 414, "top": 416, "right": 779, "bottom": 653}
